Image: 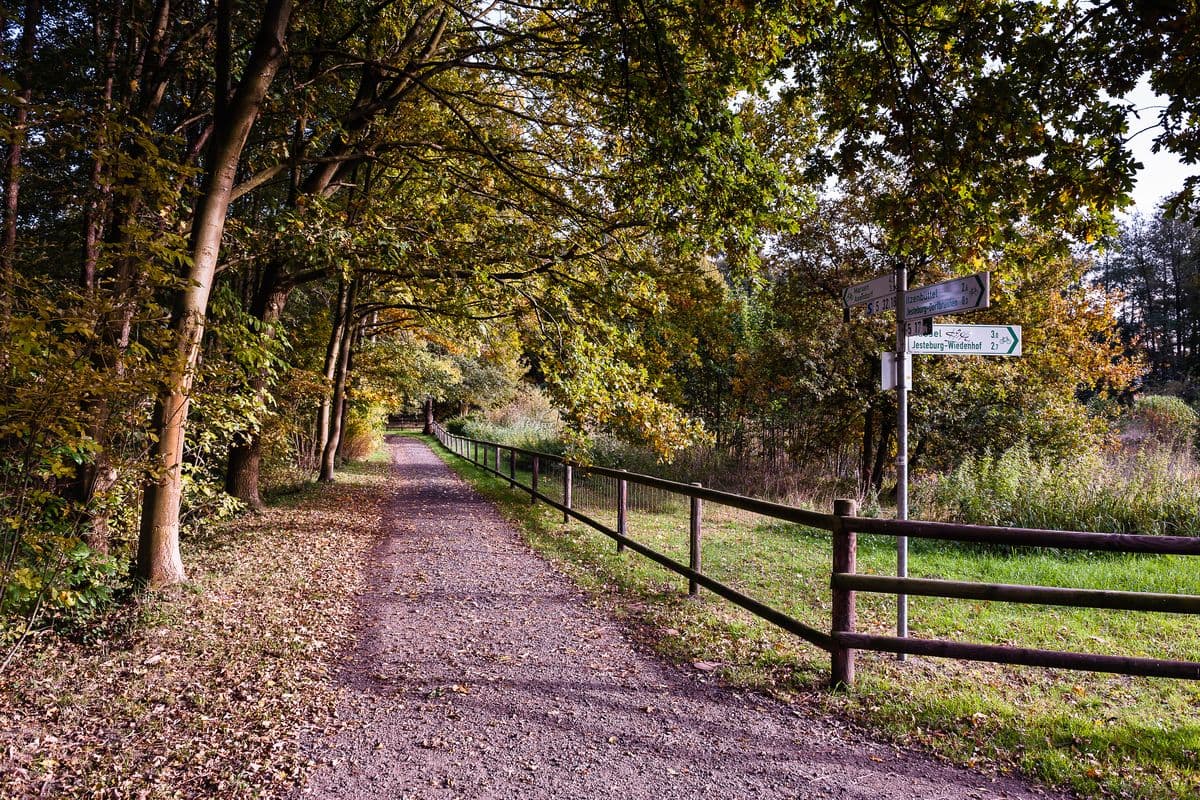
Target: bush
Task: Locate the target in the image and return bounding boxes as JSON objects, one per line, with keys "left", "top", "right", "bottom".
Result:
{"left": 929, "top": 441, "right": 1200, "bottom": 535}
{"left": 340, "top": 407, "right": 384, "bottom": 462}
{"left": 452, "top": 386, "right": 563, "bottom": 452}
{"left": 1125, "top": 395, "right": 1199, "bottom": 449}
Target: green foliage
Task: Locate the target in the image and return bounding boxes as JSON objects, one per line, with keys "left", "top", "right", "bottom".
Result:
{"left": 929, "top": 442, "right": 1200, "bottom": 536}
{"left": 2, "top": 538, "right": 126, "bottom": 639}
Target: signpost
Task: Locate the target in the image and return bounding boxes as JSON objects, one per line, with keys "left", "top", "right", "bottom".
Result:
{"left": 908, "top": 324, "right": 1022, "bottom": 356}
{"left": 844, "top": 267, "right": 1019, "bottom": 650}
{"left": 904, "top": 272, "right": 990, "bottom": 320}
{"left": 842, "top": 273, "right": 895, "bottom": 309}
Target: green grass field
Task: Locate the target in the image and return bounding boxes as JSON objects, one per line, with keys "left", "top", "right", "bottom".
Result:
{"left": 423, "top": 433, "right": 1200, "bottom": 799}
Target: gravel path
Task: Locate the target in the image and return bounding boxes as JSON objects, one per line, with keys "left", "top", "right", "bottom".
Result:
{"left": 300, "top": 436, "right": 1070, "bottom": 800}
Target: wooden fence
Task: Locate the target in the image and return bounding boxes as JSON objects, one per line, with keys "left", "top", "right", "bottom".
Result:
{"left": 431, "top": 424, "right": 1200, "bottom": 687}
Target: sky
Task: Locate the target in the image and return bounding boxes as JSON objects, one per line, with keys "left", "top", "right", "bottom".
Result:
{"left": 1124, "top": 78, "right": 1198, "bottom": 215}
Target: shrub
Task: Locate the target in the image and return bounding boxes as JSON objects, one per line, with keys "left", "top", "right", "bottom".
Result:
{"left": 339, "top": 406, "right": 384, "bottom": 462}
{"left": 930, "top": 441, "right": 1200, "bottom": 535}
{"left": 1125, "top": 395, "right": 1199, "bottom": 449}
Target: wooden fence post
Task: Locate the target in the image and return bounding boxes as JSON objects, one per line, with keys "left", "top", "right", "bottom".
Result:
{"left": 617, "top": 470, "right": 628, "bottom": 553}
{"left": 508, "top": 448, "right": 516, "bottom": 487}
{"left": 563, "top": 463, "right": 573, "bottom": 524}
{"left": 494, "top": 444, "right": 500, "bottom": 474}
{"left": 531, "top": 455, "right": 539, "bottom": 504}
{"left": 689, "top": 482, "right": 703, "bottom": 597}
{"left": 831, "top": 498, "right": 858, "bottom": 688}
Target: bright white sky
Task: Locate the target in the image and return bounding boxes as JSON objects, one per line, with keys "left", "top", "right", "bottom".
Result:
{"left": 1124, "top": 77, "right": 1198, "bottom": 215}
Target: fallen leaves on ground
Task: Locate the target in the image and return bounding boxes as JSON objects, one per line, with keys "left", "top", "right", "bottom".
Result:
{"left": 0, "top": 468, "right": 387, "bottom": 799}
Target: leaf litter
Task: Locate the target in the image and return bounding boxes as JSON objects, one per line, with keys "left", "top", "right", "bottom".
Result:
{"left": 0, "top": 467, "right": 386, "bottom": 799}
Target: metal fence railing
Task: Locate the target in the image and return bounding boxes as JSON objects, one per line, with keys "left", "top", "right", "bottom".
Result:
{"left": 431, "top": 423, "right": 1200, "bottom": 687}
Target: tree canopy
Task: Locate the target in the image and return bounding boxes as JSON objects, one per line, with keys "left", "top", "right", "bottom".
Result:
{"left": 0, "top": 0, "right": 1184, "bottom": 627}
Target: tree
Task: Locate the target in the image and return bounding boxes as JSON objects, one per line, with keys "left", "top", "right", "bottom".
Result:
{"left": 1094, "top": 208, "right": 1200, "bottom": 393}
{"left": 137, "top": 0, "right": 294, "bottom": 587}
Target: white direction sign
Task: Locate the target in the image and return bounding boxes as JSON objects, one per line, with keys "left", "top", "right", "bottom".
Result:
{"left": 908, "top": 324, "right": 1022, "bottom": 356}
{"left": 904, "top": 272, "right": 989, "bottom": 321}
{"left": 842, "top": 273, "right": 896, "bottom": 310}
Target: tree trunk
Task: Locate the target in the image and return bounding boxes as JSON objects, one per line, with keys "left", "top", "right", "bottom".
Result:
{"left": 223, "top": 283, "right": 289, "bottom": 509}
{"left": 0, "top": 0, "right": 41, "bottom": 327}
{"left": 334, "top": 321, "right": 360, "bottom": 464}
{"left": 423, "top": 396, "right": 433, "bottom": 434}
{"left": 137, "top": 0, "right": 292, "bottom": 588}
{"left": 869, "top": 414, "right": 894, "bottom": 493}
{"left": 81, "top": 0, "right": 121, "bottom": 292}
{"left": 315, "top": 277, "right": 350, "bottom": 463}
{"left": 319, "top": 280, "right": 357, "bottom": 481}
{"left": 225, "top": 439, "right": 263, "bottom": 509}
{"left": 859, "top": 405, "right": 875, "bottom": 494}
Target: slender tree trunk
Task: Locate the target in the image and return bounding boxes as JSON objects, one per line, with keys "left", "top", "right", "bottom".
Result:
{"left": 0, "top": 0, "right": 41, "bottom": 326}
{"left": 859, "top": 405, "right": 875, "bottom": 494}
{"left": 137, "top": 0, "right": 293, "bottom": 588}
{"left": 334, "top": 322, "right": 359, "bottom": 465}
{"left": 320, "top": 280, "right": 358, "bottom": 481}
{"left": 869, "top": 414, "right": 894, "bottom": 493}
{"left": 423, "top": 396, "right": 433, "bottom": 434}
{"left": 315, "top": 278, "right": 350, "bottom": 462}
{"left": 81, "top": 0, "right": 120, "bottom": 292}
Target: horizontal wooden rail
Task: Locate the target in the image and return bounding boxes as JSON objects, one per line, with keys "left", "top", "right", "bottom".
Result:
{"left": 846, "top": 516, "right": 1200, "bottom": 556}
{"left": 526, "top": 472, "right": 834, "bottom": 651}
{"left": 433, "top": 429, "right": 834, "bottom": 529}
{"left": 834, "top": 574, "right": 1200, "bottom": 614}
{"left": 835, "top": 632, "right": 1200, "bottom": 680}
{"left": 431, "top": 425, "right": 832, "bottom": 651}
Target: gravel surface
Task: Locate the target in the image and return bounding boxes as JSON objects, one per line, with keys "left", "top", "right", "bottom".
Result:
{"left": 300, "top": 436, "right": 1071, "bottom": 800}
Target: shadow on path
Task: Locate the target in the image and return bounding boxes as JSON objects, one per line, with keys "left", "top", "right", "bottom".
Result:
{"left": 299, "top": 435, "right": 1070, "bottom": 800}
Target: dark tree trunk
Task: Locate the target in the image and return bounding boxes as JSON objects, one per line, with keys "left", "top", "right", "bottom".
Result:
{"left": 225, "top": 439, "right": 263, "bottom": 510}
{"left": 869, "top": 414, "right": 894, "bottom": 492}
{"left": 859, "top": 405, "right": 875, "bottom": 494}
{"left": 223, "top": 283, "right": 289, "bottom": 509}
{"left": 423, "top": 396, "right": 434, "bottom": 434}
{"left": 0, "top": 0, "right": 41, "bottom": 325}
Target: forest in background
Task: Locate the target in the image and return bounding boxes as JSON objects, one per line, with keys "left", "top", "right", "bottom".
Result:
{"left": 2, "top": 0, "right": 1200, "bottom": 653}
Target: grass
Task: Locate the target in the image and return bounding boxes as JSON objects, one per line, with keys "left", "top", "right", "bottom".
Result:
{"left": 424, "top": 433, "right": 1200, "bottom": 800}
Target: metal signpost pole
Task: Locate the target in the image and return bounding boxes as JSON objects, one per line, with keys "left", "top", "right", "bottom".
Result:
{"left": 843, "top": 265, "right": 999, "bottom": 653}
{"left": 894, "top": 263, "right": 909, "bottom": 649}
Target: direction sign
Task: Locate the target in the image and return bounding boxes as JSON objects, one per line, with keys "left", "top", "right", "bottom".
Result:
{"left": 904, "top": 272, "right": 989, "bottom": 321}
{"left": 908, "top": 324, "right": 1022, "bottom": 356}
{"left": 842, "top": 273, "right": 896, "bottom": 309}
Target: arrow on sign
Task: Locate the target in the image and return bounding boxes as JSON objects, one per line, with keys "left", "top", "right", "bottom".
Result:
{"left": 908, "top": 324, "right": 1022, "bottom": 356}
{"left": 904, "top": 272, "right": 990, "bottom": 321}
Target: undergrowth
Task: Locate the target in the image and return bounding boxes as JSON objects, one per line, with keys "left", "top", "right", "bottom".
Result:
{"left": 927, "top": 441, "right": 1200, "bottom": 535}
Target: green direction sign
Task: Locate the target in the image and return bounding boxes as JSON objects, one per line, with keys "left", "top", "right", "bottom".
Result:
{"left": 904, "top": 272, "right": 989, "bottom": 321}
{"left": 908, "top": 324, "right": 1022, "bottom": 356}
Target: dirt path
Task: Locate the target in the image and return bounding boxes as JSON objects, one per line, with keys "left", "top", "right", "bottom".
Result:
{"left": 300, "top": 436, "right": 1069, "bottom": 800}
